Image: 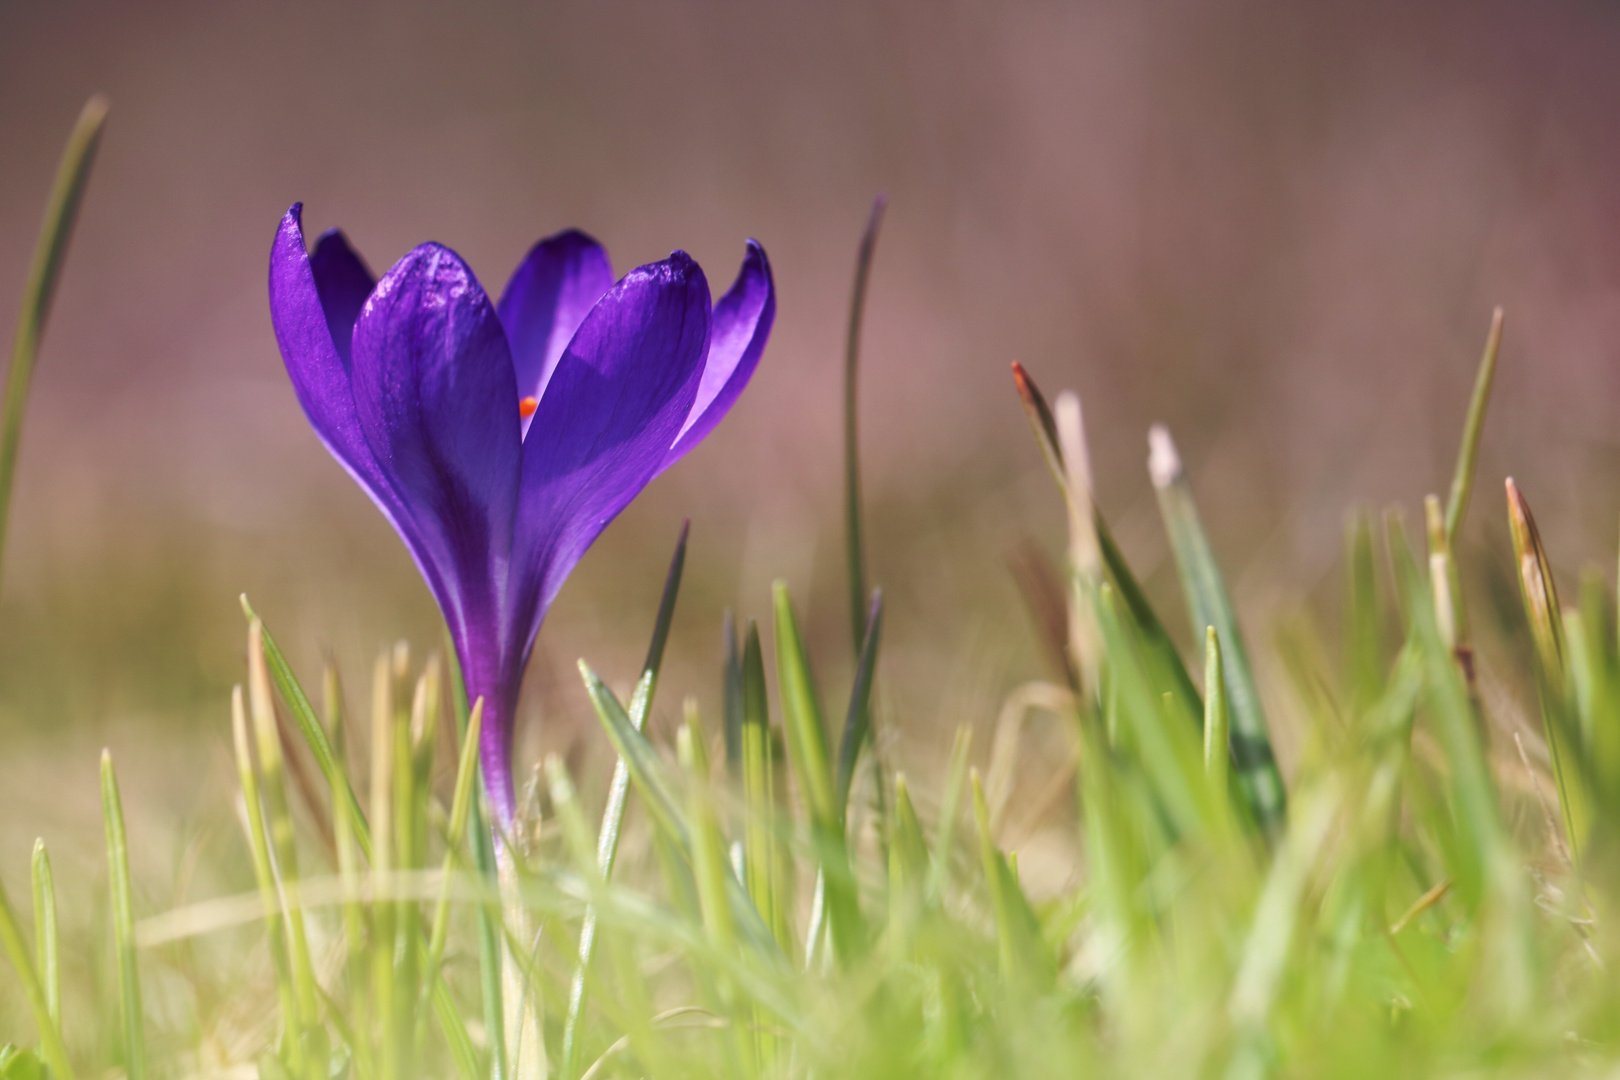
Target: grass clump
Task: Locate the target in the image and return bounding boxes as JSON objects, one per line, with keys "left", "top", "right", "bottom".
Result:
{"left": 7, "top": 102, "right": 1620, "bottom": 1080}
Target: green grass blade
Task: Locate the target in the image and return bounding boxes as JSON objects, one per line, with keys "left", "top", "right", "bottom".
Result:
{"left": 1148, "top": 424, "right": 1286, "bottom": 834}
{"left": 1204, "top": 627, "right": 1230, "bottom": 792}
{"left": 772, "top": 581, "right": 865, "bottom": 959}
{"left": 844, "top": 194, "right": 887, "bottom": 652}
{"left": 101, "top": 750, "right": 146, "bottom": 1080}
{"left": 678, "top": 704, "right": 742, "bottom": 971}
{"left": 0, "top": 96, "right": 108, "bottom": 581}
{"left": 836, "top": 590, "right": 884, "bottom": 811}
{"left": 971, "top": 772, "right": 1054, "bottom": 988}
{"left": 927, "top": 725, "right": 973, "bottom": 901}
{"left": 1011, "top": 362, "right": 1201, "bottom": 717}
{"left": 772, "top": 582, "right": 836, "bottom": 830}
{"left": 241, "top": 595, "right": 370, "bottom": 860}
{"left": 1426, "top": 494, "right": 1467, "bottom": 654}
{"left": 416, "top": 699, "right": 484, "bottom": 1054}
{"left": 740, "top": 620, "right": 792, "bottom": 957}
{"left": 1346, "top": 512, "right": 1384, "bottom": 717}
{"left": 1443, "top": 306, "right": 1504, "bottom": 541}
{"left": 29, "top": 840, "right": 57, "bottom": 1028}
{"left": 580, "top": 664, "right": 688, "bottom": 845}
{"left": 230, "top": 688, "right": 306, "bottom": 1075}
{"left": 248, "top": 618, "right": 321, "bottom": 1030}
{"left": 368, "top": 653, "right": 401, "bottom": 1080}
{"left": 0, "top": 871, "right": 72, "bottom": 1080}
{"left": 723, "top": 611, "right": 744, "bottom": 772}
{"left": 444, "top": 637, "right": 503, "bottom": 1080}
{"left": 579, "top": 664, "right": 779, "bottom": 957}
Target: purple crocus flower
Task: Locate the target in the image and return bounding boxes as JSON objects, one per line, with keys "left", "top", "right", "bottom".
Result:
{"left": 268, "top": 204, "right": 774, "bottom": 826}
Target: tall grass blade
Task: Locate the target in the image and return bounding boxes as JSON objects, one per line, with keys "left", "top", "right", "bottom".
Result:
{"left": 101, "top": 750, "right": 146, "bottom": 1080}
{"left": 28, "top": 840, "right": 57, "bottom": 1028}
{"left": 1148, "top": 424, "right": 1286, "bottom": 834}
{"left": 843, "top": 194, "right": 887, "bottom": 652}
{"left": 0, "top": 96, "right": 108, "bottom": 580}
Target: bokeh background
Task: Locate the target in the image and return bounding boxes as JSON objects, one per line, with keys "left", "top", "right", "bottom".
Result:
{"left": 3, "top": 0, "right": 1620, "bottom": 909}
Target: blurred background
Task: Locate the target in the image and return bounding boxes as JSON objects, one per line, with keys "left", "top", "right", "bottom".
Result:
{"left": 3, "top": 0, "right": 1620, "bottom": 906}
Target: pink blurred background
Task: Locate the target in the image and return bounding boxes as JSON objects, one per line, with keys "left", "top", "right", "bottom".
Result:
{"left": 4, "top": 0, "right": 1620, "bottom": 863}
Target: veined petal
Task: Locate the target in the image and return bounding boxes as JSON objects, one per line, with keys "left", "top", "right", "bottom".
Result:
{"left": 269, "top": 206, "right": 409, "bottom": 512}
{"left": 349, "top": 242, "right": 523, "bottom": 640}
{"left": 507, "top": 251, "right": 711, "bottom": 654}
{"left": 309, "top": 228, "right": 376, "bottom": 366}
{"left": 497, "top": 229, "right": 614, "bottom": 437}
{"left": 662, "top": 239, "right": 775, "bottom": 470}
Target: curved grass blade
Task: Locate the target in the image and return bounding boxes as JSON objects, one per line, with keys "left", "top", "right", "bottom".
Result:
{"left": 1148, "top": 424, "right": 1286, "bottom": 834}
{"left": 844, "top": 194, "right": 887, "bottom": 652}
{"left": 0, "top": 96, "right": 108, "bottom": 580}
{"left": 101, "top": 750, "right": 146, "bottom": 1080}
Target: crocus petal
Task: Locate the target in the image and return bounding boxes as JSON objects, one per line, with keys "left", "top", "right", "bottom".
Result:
{"left": 269, "top": 207, "right": 413, "bottom": 516}
{"left": 348, "top": 242, "right": 523, "bottom": 651}
{"left": 308, "top": 228, "right": 376, "bottom": 366}
{"left": 496, "top": 230, "right": 614, "bottom": 437}
{"left": 662, "top": 239, "right": 775, "bottom": 470}
{"left": 507, "top": 251, "right": 711, "bottom": 654}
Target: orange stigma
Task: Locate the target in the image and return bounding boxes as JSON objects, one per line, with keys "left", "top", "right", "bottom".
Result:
{"left": 518, "top": 395, "right": 539, "bottom": 418}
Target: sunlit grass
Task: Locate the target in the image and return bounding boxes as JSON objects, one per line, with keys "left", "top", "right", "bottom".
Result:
{"left": 6, "top": 96, "right": 1620, "bottom": 1080}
